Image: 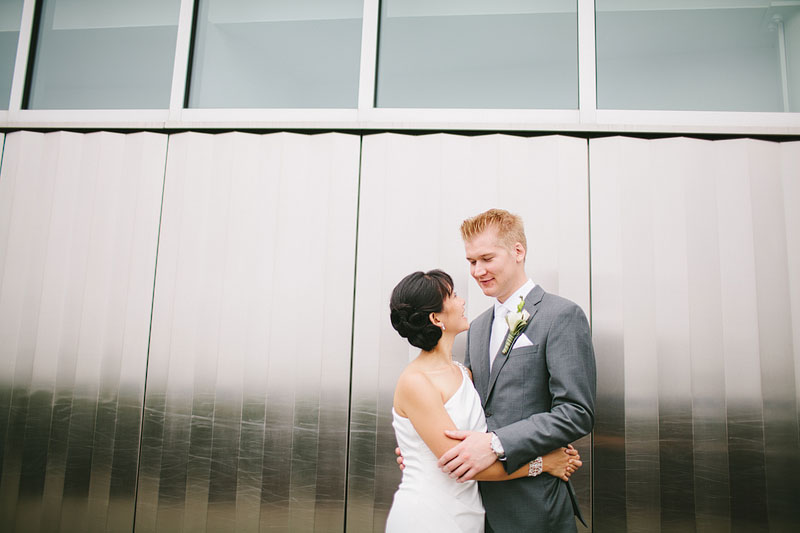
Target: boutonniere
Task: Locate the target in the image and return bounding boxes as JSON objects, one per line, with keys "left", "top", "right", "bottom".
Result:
{"left": 502, "top": 296, "right": 530, "bottom": 355}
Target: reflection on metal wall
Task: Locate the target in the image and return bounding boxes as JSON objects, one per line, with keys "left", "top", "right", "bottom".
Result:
{"left": 0, "top": 131, "right": 166, "bottom": 532}
{"left": 349, "top": 133, "right": 592, "bottom": 531}
{"left": 590, "top": 137, "right": 800, "bottom": 532}
{"left": 134, "top": 132, "right": 360, "bottom": 532}
{"left": 1, "top": 130, "right": 798, "bottom": 532}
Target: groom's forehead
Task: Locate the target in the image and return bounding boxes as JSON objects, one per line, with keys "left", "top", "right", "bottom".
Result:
{"left": 464, "top": 233, "right": 505, "bottom": 257}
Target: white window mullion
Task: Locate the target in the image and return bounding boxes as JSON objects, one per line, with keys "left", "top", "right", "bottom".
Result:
{"left": 8, "top": 0, "right": 38, "bottom": 115}
{"left": 168, "top": 0, "right": 197, "bottom": 121}
{"left": 578, "top": 0, "right": 597, "bottom": 124}
{"left": 357, "top": 0, "right": 380, "bottom": 112}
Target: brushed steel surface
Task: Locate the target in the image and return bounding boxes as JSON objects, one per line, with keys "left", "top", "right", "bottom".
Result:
{"left": 653, "top": 139, "right": 696, "bottom": 532}
{"left": 588, "top": 136, "right": 628, "bottom": 532}
{"left": 350, "top": 133, "right": 592, "bottom": 531}
{"left": 590, "top": 136, "right": 800, "bottom": 532}
{"left": 716, "top": 139, "right": 772, "bottom": 531}
{"left": 782, "top": 144, "right": 800, "bottom": 522}
{"left": 747, "top": 141, "right": 800, "bottom": 531}
{"left": 1, "top": 130, "right": 799, "bottom": 532}
{"left": 684, "top": 140, "right": 730, "bottom": 532}
{"left": 136, "top": 132, "right": 359, "bottom": 532}
{"left": 0, "top": 131, "right": 166, "bottom": 532}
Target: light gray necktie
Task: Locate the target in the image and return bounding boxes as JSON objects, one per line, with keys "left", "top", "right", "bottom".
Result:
{"left": 489, "top": 306, "right": 509, "bottom": 370}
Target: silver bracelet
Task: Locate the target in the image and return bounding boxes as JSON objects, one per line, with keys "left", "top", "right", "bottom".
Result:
{"left": 528, "top": 456, "right": 543, "bottom": 477}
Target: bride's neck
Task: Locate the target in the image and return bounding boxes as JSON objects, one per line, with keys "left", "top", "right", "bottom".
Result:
{"left": 420, "top": 334, "right": 455, "bottom": 365}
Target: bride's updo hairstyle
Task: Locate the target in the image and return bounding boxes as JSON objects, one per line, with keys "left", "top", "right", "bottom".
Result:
{"left": 390, "top": 270, "right": 454, "bottom": 352}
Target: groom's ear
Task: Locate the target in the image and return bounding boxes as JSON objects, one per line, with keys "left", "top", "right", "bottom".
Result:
{"left": 514, "top": 242, "right": 526, "bottom": 263}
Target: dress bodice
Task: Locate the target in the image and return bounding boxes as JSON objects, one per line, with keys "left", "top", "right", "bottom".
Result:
{"left": 387, "top": 362, "right": 487, "bottom": 532}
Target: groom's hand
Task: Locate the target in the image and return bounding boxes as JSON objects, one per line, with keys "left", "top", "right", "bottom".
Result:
{"left": 437, "top": 430, "right": 495, "bottom": 482}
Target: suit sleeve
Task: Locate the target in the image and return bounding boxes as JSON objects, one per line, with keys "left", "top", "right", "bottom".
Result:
{"left": 494, "top": 303, "right": 597, "bottom": 473}
{"left": 464, "top": 327, "right": 472, "bottom": 372}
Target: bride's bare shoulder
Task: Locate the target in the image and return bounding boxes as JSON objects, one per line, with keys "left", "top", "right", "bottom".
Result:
{"left": 394, "top": 364, "right": 443, "bottom": 415}
{"left": 395, "top": 365, "right": 435, "bottom": 395}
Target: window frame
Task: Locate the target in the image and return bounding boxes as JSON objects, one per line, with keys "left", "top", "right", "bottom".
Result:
{"left": 1, "top": 0, "right": 798, "bottom": 135}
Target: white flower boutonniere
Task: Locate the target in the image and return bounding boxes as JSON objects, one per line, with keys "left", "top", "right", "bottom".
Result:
{"left": 502, "top": 296, "right": 531, "bottom": 355}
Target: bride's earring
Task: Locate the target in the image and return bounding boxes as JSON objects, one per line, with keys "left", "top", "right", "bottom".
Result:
{"left": 441, "top": 324, "right": 446, "bottom": 331}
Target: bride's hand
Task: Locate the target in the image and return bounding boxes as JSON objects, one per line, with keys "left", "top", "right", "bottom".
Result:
{"left": 395, "top": 447, "right": 405, "bottom": 471}
{"left": 542, "top": 444, "right": 582, "bottom": 482}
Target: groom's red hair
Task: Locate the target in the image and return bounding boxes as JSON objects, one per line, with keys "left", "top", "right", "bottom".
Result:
{"left": 460, "top": 208, "right": 527, "bottom": 253}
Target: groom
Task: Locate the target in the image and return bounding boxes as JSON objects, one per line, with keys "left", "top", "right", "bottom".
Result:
{"left": 440, "top": 208, "right": 596, "bottom": 532}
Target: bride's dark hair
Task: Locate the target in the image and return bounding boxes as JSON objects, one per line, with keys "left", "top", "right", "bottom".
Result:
{"left": 389, "top": 270, "right": 454, "bottom": 352}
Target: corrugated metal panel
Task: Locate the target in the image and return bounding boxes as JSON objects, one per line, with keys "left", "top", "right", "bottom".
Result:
{"left": 590, "top": 137, "right": 800, "bottom": 532}
{"left": 1, "top": 129, "right": 797, "bottom": 532}
{"left": 134, "top": 132, "right": 360, "bottom": 532}
{"left": 350, "top": 133, "right": 592, "bottom": 531}
{"left": 0, "top": 131, "right": 166, "bottom": 532}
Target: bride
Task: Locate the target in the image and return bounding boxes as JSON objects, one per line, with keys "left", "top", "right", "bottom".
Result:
{"left": 386, "top": 270, "right": 581, "bottom": 532}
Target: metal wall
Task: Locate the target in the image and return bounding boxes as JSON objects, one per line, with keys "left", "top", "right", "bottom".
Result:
{"left": 590, "top": 137, "right": 800, "bottom": 532}
{"left": 0, "top": 131, "right": 798, "bottom": 532}
{"left": 134, "top": 132, "right": 360, "bottom": 532}
{"left": 0, "top": 131, "right": 166, "bottom": 532}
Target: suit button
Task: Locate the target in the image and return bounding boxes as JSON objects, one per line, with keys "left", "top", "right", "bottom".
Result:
{"left": 485, "top": 411, "right": 492, "bottom": 417}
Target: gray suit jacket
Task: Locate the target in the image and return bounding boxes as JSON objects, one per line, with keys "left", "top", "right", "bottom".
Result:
{"left": 465, "top": 285, "right": 596, "bottom": 532}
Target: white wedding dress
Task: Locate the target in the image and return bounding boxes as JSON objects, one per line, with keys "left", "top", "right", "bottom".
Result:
{"left": 386, "top": 362, "right": 487, "bottom": 532}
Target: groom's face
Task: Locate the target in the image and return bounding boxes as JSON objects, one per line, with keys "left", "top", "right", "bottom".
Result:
{"left": 464, "top": 226, "right": 525, "bottom": 303}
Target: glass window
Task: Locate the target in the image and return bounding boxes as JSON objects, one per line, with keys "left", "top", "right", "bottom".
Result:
{"left": 188, "top": 0, "right": 363, "bottom": 109}
{"left": 596, "top": 2, "right": 800, "bottom": 112}
{"left": 27, "top": 0, "right": 180, "bottom": 109}
{"left": 0, "top": 0, "right": 24, "bottom": 109}
{"left": 376, "top": 0, "right": 578, "bottom": 109}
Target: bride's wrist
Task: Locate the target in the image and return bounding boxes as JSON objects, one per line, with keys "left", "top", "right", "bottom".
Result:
{"left": 540, "top": 453, "right": 551, "bottom": 473}
{"left": 528, "top": 456, "right": 543, "bottom": 477}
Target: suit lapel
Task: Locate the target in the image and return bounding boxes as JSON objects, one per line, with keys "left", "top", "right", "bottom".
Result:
{"left": 473, "top": 312, "right": 492, "bottom": 403}
{"left": 485, "top": 285, "right": 545, "bottom": 403}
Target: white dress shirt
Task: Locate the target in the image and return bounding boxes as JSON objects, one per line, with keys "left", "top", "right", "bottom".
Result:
{"left": 488, "top": 278, "right": 535, "bottom": 370}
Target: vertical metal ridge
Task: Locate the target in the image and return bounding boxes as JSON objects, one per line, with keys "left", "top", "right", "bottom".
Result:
{"left": 343, "top": 134, "right": 364, "bottom": 532}
{"left": 653, "top": 139, "right": 696, "bottom": 531}
{"left": 748, "top": 140, "right": 800, "bottom": 530}
{"left": 206, "top": 134, "right": 251, "bottom": 533}
{"left": 8, "top": 131, "right": 67, "bottom": 533}
{"left": 182, "top": 133, "right": 233, "bottom": 533}
{"left": 0, "top": 131, "right": 31, "bottom": 531}
{"left": 685, "top": 138, "right": 730, "bottom": 531}
{"left": 717, "top": 139, "right": 769, "bottom": 531}
{"left": 86, "top": 141, "right": 125, "bottom": 531}
{"left": 589, "top": 136, "right": 627, "bottom": 532}
{"left": 778, "top": 142, "right": 800, "bottom": 513}
{"left": 258, "top": 131, "right": 285, "bottom": 532}
{"left": 132, "top": 131, "right": 171, "bottom": 533}
{"left": 61, "top": 132, "right": 115, "bottom": 530}
{"left": 62, "top": 132, "right": 123, "bottom": 533}
{"left": 261, "top": 132, "right": 294, "bottom": 531}
{"left": 585, "top": 136, "right": 594, "bottom": 531}
{"left": 102, "top": 133, "right": 158, "bottom": 533}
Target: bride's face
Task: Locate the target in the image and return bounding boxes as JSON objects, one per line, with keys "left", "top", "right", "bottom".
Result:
{"left": 438, "top": 292, "right": 469, "bottom": 334}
